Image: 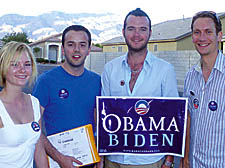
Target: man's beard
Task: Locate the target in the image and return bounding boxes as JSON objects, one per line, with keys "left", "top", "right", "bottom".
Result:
{"left": 125, "top": 38, "right": 148, "bottom": 52}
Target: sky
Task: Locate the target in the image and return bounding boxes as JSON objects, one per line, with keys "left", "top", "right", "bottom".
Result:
{"left": 0, "top": 0, "right": 225, "bottom": 24}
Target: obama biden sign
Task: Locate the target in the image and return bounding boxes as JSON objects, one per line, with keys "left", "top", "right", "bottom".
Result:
{"left": 96, "top": 96, "right": 187, "bottom": 157}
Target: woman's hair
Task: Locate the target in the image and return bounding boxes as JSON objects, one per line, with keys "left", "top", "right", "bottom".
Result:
{"left": 0, "top": 41, "right": 37, "bottom": 87}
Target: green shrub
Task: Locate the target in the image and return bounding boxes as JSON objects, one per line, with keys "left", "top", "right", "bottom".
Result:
{"left": 36, "top": 58, "right": 45, "bottom": 63}
{"left": 50, "top": 60, "right": 56, "bottom": 64}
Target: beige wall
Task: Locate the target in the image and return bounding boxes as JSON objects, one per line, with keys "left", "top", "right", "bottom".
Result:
{"left": 223, "top": 42, "right": 225, "bottom": 54}
{"left": 149, "top": 41, "right": 177, "bottom": 51}
{"left": 103, "top": 45, "right": 118, "bottom": 52}
{"left": 221, "top": 17, "right": 225, "bottom": 35}
{"left": 177, "top": 36, "right": 195, "bottom": 50}
{"left": 31, "top": 41, "right": 62, "bottom": 61}
{"left": 103, "top": 44, "right": 127, "bottom": 52}
{"left": 103, "top": 39, "right": 193, "bottom": 52}
{"left": 221, "top": 17, "right": 225, "bottom": 54}
{"left": 104, "top": 41, "right": 178, "bottom": 52}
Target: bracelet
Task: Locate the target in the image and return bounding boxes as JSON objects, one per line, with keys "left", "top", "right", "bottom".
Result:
{"left": 164, "top": 160, "right": 174, "bottom": 167}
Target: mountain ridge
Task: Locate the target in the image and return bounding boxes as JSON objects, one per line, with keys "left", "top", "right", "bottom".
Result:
{"left": 0, "top": 11, "right": 123, "bottom": 43}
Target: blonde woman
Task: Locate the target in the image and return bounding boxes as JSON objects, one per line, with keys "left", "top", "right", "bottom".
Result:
{"left": 0, "top": 41, "right": 48, "bottom": 168}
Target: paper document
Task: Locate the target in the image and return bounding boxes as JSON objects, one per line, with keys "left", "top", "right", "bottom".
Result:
{"left": 47, "top": 124, "right": 100, "bottom": 167}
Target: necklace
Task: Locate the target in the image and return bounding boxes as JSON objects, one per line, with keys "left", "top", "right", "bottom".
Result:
{"left": 128, "top": 58, "right": 144, "bottom": 75}
{"left": 131, "top": 67, "right": 143, "bottom": 74}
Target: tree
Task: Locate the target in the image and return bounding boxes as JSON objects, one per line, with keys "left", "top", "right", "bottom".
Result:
{"left": 33, "top": 47, "right": 40, "bottom": 53}
{"left": 2, "top": 32, "right": 30, "bottom": 44}
{"left": 93, "top": 43, "right": 103, "bottom": 48}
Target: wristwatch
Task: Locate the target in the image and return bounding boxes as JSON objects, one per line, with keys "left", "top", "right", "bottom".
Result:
{"left": 164, "top": 160, "right": 174, "bottom": 167}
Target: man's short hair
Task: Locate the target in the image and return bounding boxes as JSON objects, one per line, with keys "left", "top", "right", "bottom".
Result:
{"left": 62, "top": 25, "right": 91, "bottom": 47}
{"left": 191, "top": 11, "right": 222, "bottom": 34}
{"left": 123, "top": 8, "right": 151, "bottom": 30}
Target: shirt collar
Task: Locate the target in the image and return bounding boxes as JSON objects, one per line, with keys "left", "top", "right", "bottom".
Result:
{"left": 122, "top": 50, "right": 152, "bottom": 70}
{"left": 194, "top": 51, "right": 225, "bottom": 74}
{"left": 214, "top": 50, "right": 225, "bottom": 73}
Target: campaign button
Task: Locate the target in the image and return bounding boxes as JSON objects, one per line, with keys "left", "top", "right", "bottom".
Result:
{"left": 193, "top": 98, "right": 199, "bottom": 109}
{"left": 59, "top": 88, "right": 69, "bottom": 99}
{"left": 31, "top": 121, "right": 40, "bottom": 132}
{"left": 208, "top": 101, "right": 217, "bottom": 111}
{"left": 120, "top": 80, "right": 125, "bottom": 86}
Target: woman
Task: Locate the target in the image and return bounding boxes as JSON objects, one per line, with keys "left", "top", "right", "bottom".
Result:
{"left": 0, "top": 41, "right": 48, "bottom": 167}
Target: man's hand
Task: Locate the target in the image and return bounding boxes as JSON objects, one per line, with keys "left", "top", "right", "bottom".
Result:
{"left": 179, "top": 158, "right": 190, "bottom": 168}
{"left": 95, "top": 156, "right": 104, "bottom": 168}
{"left": 179, "top": 112, "right": 190, "bottom": 168}
{"left": 161, "top": 156, "right": 174, "bottom": 168}
{"left": 57, "top": 154, "right": 82, "bottom": 168}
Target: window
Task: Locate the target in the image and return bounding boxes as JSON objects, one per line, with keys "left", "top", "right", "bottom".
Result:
{"left": 33, "top": 47, "right": 43, "bottom": 58}
{"left": 154, "top": 44, "right": 158, "bottom": 52}
{"left": 118, "top": 46, "right": 122, "bottom": 52}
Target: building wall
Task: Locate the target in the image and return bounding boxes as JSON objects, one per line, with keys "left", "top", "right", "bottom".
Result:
{"left": 31, "top": 41, "right": 62, "bottom": 62}
{"left": 104, "top": 41, "right": 179, "bottom": 52}
{"left": 32, "top": 43, "right": 46, "bottom": 58}
{"left": 103, "top": 38, "right": 194, "bottom": 52}
{"left": 103, "top": 44, "right": 127, "bottom": 52}
{"left": 149, "top": 41, "right": 177, "bottom": 51}
{"left": 102, "top": 45, "right": 116, "bottom": 52}
{"left": 177, "top": 36, "right": 195, "bottom": 50}
{"left": 221, "top": 18, "right": 225, "bottom": 54}
{"left": 223, "top": 42, "right": 225, "bottom": 54}
{"left": 221, "top": 18, "right": 225, "bottom": 35}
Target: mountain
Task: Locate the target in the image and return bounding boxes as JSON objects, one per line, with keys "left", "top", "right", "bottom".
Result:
{"left": 0, "top": 11, "right": 123, "bottom": 43}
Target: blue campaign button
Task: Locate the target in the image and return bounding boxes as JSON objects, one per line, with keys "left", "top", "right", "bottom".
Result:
{"left": 31, "top": 121, "right": 40, "bottom": 132}
{"left": 208, "top": 101, "right": 217, "bottom": 111}
{"left": 59, "top": 88, "right": 69, "bottom": 99}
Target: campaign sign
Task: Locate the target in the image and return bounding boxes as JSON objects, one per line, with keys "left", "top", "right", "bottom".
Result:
{"left": 96, "top": 96, "right": 188, "bottom": 157}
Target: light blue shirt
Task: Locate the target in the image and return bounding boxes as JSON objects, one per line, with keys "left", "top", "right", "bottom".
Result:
{"left": 101, "top": 51, "right": 179, "bottom": 165}
{"left": 184, "top": 51, "right": 225, "bottom": 168}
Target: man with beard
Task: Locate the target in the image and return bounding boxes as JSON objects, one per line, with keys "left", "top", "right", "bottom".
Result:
{"left": 32, "top": 25, "right": 101, "bottom": 168}
{"left": 101, "top": 8, "right": 178, "bottom": 168}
